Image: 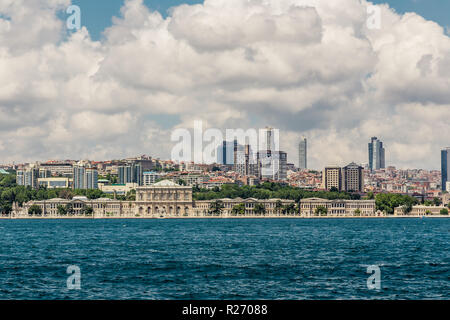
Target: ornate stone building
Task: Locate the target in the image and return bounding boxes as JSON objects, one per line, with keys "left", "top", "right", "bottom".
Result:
{"left": 135, "top": 180, "right": 193, "bottom": 217}
{"left": 299, "top": 198, "right": 377, "bottom": 216}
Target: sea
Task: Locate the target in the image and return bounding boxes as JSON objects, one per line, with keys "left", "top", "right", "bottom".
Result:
{"left": 0, "top": 218, "right": 448, "bottom": 299}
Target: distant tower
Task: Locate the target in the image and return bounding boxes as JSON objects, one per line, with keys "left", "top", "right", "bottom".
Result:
{"left": 264, "top": 126, "right": 274, "bottom": 151}
{"left": 298, "top": 137, "right": 307, "bottom": 170}
{"left": 368, "top": 137, "right": 385, "bottom": 172}
{"left": 216, "top": 140, "right": 235, "bottom": 165}
{"left": 442, "top": 148, "right": 450, "bottom": 191}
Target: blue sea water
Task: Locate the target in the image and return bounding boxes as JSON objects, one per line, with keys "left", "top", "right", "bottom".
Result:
{"left": 0, "top": 218, "right": 448, "bottom": 300}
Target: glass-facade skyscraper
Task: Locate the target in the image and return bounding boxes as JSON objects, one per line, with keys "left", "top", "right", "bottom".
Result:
{"left": 368, "top": 137, "right": 385, "bottom": 171}
{"left": 298, "top": 137, "right": 307, "bottom": 170}
{"left": 216, "top": 140, "right": 236, "bottom": 165}
{"left": 442, "top": 148, "right": 450, "bottom": 191}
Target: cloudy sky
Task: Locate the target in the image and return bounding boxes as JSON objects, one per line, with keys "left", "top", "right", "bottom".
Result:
{"left": 0, "top": 0, "right": 449, "bottom": 170}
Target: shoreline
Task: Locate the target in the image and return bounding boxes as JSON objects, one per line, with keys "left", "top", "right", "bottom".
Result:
{"left": 1, "top": 215, "right": 449, "bottom": 220}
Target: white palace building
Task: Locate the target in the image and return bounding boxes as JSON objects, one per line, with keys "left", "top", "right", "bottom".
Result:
{"left": 12, "top": 180, "right": 378, "bottom": 218}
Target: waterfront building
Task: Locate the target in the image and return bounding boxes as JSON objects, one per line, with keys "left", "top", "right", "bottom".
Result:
{"left": 394, "top": 205, "right": 448, "bottom": 216}
{"left": 135, "top": 180, "right": 193, "bottom": 216}
{"left": 368, "top": 137, "right": 385, "bottom": 171}
{"left": 298, "top": 137, "right": 307, "bottom": 170}
{"left": 442, "top": 147, "right": 450, "bottom": 191}
{"left": 20, "top": 197, "right": 135, "bottom": 217}
{"left": 193, "top": 198, "right": 295, "bottom": 216}
{"left": 299, "top": 198, "right": 377, "bottom": 216}
{"left": 16, "top": 181, "right": 377, "bottom": 218}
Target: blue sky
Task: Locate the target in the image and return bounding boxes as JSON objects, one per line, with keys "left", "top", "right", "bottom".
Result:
{"left": 72, "top": 0, "right": 450, "bottom": 40}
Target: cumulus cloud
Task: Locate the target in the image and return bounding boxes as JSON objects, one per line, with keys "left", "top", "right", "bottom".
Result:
{"left": 0, "top": 0, "right": 449, "bottom": 170}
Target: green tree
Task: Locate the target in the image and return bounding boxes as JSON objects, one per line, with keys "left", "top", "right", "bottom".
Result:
{"left": 83, "top": 206, "right": 94, "bottom": 216}
{"left": 231, "top": 203, "right": 245, "bottom": 216}
{"left": 433, "top": 197, "right": 442, "bottom": 206}
{"left": 57, "top": 205, "right": 67, "bottom": 216}
{"left": 253, "top": 203, "right": 266, "bottom": 216}
{"left": 354, "top": 208, "right": 361, "bottom": 216}
{"left": 375, "top": 193, "right": 418, "bottom": 215}
{"left": 275, "top": 200, "right": 283, "bottom": 216}
{"left": 440, "top": 208, "right": 448, "bottom": 215}
{"left": 28, "top": 204, "right": 42, "bottom": 216}
{"left": 65, "top": 203, "right": 74, "bottom": 215}
{"left": 209, "top": 200, "right": 224, "bottom": 216}
{"left": 315, "top": 206, "right": 328, "bottom": 216}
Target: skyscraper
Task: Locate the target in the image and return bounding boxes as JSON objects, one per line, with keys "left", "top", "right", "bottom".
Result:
{"left": 298, "top": 137, "right": 307, "bottom": 170}
{"left": 368, "top": 137, "right": 385, "bottom": 171}
{"left": 442, "top": 148, "right": 450, "bottom": 191}
{"left": 217, "top": 140, "right": 235, "bottom": 165}
{"left": 234, "top": 144, "right": 258, "bottom": 177}
{"left": 257, "top": 150, "right": 287, "bottom": 181}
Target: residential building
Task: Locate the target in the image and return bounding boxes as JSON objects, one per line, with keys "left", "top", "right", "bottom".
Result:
{"left": 143, "top": 171, "right": 162, "bottom": 186}
{"left": 73, "top": 164, "right": 98, "bottom": 189}
{"left": 342, "top": 162, "right": 364, "bottom": 192}
{"left": 118, "top": 163, "right": 143, "bottom": 186}
{"left": 16, "top": 166, "right": 39, "bottom": 189}
{"left": 39, "top": 162, "right": 73, "bottom": 177}
{"left": 322, "top": 166, "right": 342, "bottom": 191}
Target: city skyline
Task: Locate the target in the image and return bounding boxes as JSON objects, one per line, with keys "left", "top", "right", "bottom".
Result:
{"left": 0, "top": 0, "right": 449, "bottom": 170}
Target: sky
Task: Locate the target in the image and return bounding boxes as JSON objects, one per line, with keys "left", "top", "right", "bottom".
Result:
{"left": 72, "top": 0, "right": 450, "bottom": 40}
{"left": 0, "top": 0, "right": 449, "bottom": 170}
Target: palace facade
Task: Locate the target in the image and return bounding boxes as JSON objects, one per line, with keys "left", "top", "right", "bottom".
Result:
{"left": 13, "top": 180, "right": 377, "bottom": 218}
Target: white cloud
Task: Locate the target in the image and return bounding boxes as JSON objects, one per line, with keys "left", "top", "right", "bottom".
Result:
{"left": 0, "top": 0, "right": 449, "bottom": 169}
